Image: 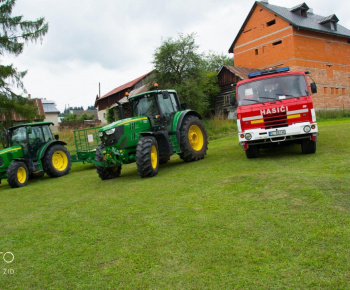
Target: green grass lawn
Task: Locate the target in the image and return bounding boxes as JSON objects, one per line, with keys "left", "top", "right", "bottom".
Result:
{"left": 1, "top": 119, "right": 350, "bottom": 288}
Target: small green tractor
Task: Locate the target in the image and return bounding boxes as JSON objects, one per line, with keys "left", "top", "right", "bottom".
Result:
{"left": 95, "top": 88, "right": 208, "bottom": 179}
{"left": 0, "top": 122, "right": 71, "bottom": 188}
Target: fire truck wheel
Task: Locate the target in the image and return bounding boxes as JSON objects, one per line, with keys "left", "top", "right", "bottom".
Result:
{"left": 301, "top": 139, "right": 316, "bottom": 154}
{"left": 136, "top": 136, "right": 159, "bottom": 178}
{"left": 245, "top": 145, "right": 260, "bottom": 158}
{"left": 7, "top": 162, "right": 29, "bottom": 188}
{"left": 95, "top": 145, "right": 122, "bottom": 180}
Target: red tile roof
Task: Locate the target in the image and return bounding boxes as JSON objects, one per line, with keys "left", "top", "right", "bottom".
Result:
{"left": 99, "top": 71, "right": 153, "bottom": 100}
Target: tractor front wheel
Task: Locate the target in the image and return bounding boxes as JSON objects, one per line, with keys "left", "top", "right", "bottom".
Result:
{"left": 7, "top": 162, "right": 29, "bottom": 188}
{"left": 43, "top": 145, "right": 72, "bottom": 177}
{"left": 95, "top": 145, "right": 122, "bottom": 180}
{"left": 179, "top": 115, "right": 208, "bottom": 162}
{"left": 136, "top": 136, "right": 159, "bottom": 178}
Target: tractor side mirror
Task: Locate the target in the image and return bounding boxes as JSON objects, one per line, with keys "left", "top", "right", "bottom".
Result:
{"left": 310, "top": 83, "right": 317, "bottom": 94}
{"left": 54, "top": 134, "right": 59, "bottom": 141}
{"left": 26, "top": 127, "right": 32, "bottom": 134}
{"left": 162, "top": 91, "right": 169, "bottom": 99}
{"left": 181, "top": 103, "right": 187, "bottom": 110}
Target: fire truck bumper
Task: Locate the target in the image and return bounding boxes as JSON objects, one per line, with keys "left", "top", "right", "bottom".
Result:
{"left": 238, "top": 122, "right": 318, "bottom": 149}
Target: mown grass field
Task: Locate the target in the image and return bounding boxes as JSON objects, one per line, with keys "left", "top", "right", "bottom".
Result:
{"left": 1, "top": 119, "right": 350, "bottom": 288}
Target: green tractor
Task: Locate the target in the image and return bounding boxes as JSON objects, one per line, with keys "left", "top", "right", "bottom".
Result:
{"left": 0, "top": 122, "right": 71, "bottom": 188}
{"left": 95, "top": 88, "right": 208, "bottom": 179}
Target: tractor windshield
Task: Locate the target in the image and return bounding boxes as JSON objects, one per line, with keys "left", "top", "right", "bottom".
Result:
{"left": 10, "top": 127, "right": 27, "bottom": 146}
{"left": 237, "top": 75, "right": 309, "bottom": 106}
{"left": 132, "top": 95, "right": 158, "bottom": 117}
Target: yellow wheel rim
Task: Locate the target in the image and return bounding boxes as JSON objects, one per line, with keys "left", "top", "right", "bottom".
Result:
{"left": 188, "top": 125, "right": 204, "bottom": 151}
{"left": 17, "top": 167, "right": 27, "bottom": 184}
{"left": 150, "top": 145, "right": 158, "bottom": 169}
{"left": 52, "top": 150, "right": 68, "bottom": 171}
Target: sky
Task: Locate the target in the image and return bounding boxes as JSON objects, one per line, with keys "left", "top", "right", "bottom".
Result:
{"left": 5, "top": 0, "right": 350, "bottom": 112}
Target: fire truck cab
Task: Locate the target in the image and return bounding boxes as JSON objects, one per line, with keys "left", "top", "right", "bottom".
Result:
{"left": 236, "top": 67, "right": 318, "bottom": 158}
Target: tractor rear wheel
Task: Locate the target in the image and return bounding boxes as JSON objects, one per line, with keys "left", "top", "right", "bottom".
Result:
{"left": 43, "top": 145, "right": 71, "bottom": 177}
{"left": 7, "top": 162, "right": 29, "bottom": 188}
{"left": 179, "top": 115, "right": 208, "bottom": 162}
{"left": 136, "top": 136, "right": 159, "bottom": 178}
{"left": 95, "top": 145, "right": 122, "bottom": 180}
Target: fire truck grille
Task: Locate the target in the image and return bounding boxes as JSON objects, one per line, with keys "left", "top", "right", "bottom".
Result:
{"left": 264, "top": 112, "right": 288, "bottom": 129}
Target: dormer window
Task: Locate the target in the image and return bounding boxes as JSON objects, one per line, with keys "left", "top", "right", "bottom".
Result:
{"left": 319, "top": 14, "right": 339, "bottom": 31}
{"left": 290, "top": 3, "right": 309, "bottom": 18}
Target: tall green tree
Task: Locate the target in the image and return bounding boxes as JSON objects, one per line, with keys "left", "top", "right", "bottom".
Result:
{"left": 153, "top": 33, "right": 209, "bottom": 115}
{"left": 0, "top": 0, "right": 48, "bottom": 126}
{"left": 204, "top": 51, "right": 233, "bottom": 73}
{"left": 153, "top": 33, "right": 230, "bottom": 116}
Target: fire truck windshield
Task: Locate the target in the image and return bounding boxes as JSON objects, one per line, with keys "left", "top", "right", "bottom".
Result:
{"left": 237, "top": 75, "right": 309, "bottom": 106}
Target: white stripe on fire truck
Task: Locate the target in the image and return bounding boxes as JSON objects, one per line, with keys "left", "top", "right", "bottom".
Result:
{"left": 242, "top": 109, "right": 308, "bottom": 121}
{"left": 287, "top": 109, "right": 308, "bottom": 115}
{"left": 242, "top": 115, "right": 263, "bottom": 121}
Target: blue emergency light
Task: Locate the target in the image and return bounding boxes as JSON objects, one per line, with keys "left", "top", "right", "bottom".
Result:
{"left": 248, "top": 67, "right": 290, "bottom": 78}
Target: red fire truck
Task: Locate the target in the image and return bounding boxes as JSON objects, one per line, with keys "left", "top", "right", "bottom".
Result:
{"left": 236, "top": 67, "right": 319, "bottom": 158}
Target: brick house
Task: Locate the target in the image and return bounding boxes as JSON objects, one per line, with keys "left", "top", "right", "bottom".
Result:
{"left": 94, "top": 72, "right": 153, "bottom": 123}
{"left": 228, "top": 1, "right": 350, "bottom": 109}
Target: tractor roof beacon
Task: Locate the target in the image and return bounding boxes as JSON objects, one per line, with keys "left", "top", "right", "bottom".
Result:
{"left": 94, "top": 87, "right": 208, "bottom": 180}
{"left": 0, "top": 122, "right": 72, "bottom": 188}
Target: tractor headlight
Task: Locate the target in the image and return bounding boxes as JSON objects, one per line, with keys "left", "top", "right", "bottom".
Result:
{"left": 245, "top": 133, "right": 252, "bottom": 140}
{"left": 98, "top": 132, "right": 103, "bottom": 137}
{"left": 105, "top": 128, "right": 116, "bottom": 135}
{"left": 303, "top": 125, "right": 311, "bottom": 133}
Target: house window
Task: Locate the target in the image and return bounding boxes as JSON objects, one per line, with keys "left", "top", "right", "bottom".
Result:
{"left": 272, "top": 40, "right": 282, "bottom": 46}
{"left": 342, "top": 88, "right": 346, "bottom": 95}
{"left": 323, "top": 87, "right": 328, "bottom": 94}
{"left": 255, "top": 49, "right": 259, "bottom": 55}
{"left": 330, "top": 22, "right": 337, "bottom": 31}
{"left": 331, "top": 88, "right": 335, "bottom": 94}
{"left": 266, "top": 19, "right": 276, "bottom": 27}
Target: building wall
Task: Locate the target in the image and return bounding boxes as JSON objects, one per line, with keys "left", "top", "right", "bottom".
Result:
{"left": 234, "top": 5, "right": 296, "bottom": 69}
{"left": 44, "top": 113, "right": 59, "bottom": 133}
{"left": 97, "top": 109, "right": 107, "bottom": 124}
{"left": 233, "top": 3, "right": 350, "bottom": 109}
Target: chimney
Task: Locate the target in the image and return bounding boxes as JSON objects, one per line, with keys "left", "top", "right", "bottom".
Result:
{"left": 261, "top": 0, "right": 269, "bottom": 3}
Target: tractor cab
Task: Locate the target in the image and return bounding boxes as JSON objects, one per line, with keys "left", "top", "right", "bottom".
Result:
{"left": 8, "top": 122, "right": 56, "bottom": 159}
{"left": 130, "top": 89, "right": 181, "bottom": 132}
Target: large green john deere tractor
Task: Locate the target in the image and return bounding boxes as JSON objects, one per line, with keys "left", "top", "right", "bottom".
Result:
{"left": 0, "top": 122, "right": 71, "bottom": 188}
{"left": 95, "top": 89, "right": 208, "bottom": 179}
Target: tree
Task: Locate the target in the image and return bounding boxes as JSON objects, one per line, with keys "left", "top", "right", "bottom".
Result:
{"left": 204, "top": 51, "right": 233, "bottom": 73}
{"left": 0, "top": 0, "right": 48, "bottom": 126}
{"left": 153, "top": 33, "right": 227, "bottom": 116}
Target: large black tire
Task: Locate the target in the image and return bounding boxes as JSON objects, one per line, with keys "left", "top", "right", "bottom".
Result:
{"left": 301, "top": 139, "right": 316, "bottom": 154}
{"left": 43, "top": 144, "right": 72, "bottom": 178}
{"left": 7, "top": 162, "right": 29, "bottom": 188}
{"left": 245, "top": 145, "right": 260, "bottom": 159}
{"left": 179, "top": 115, "right": 208, "bottom": 162}
{"left": 95, "top": 145, "right": 122, "bottom": 180}
{"left": 136, "top": 136, "right": 159, "bottom": 178}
